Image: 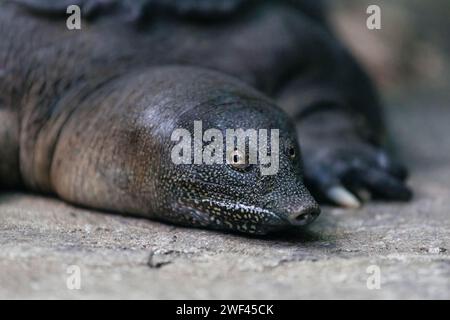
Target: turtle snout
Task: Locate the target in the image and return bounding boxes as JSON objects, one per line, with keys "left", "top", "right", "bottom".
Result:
{"left": 287, "top": 204, "right": 321, "bottom": 226}
{"left": 264, "top": 196, "right": 321, "bottom": 226}
{"left": 262, "top": 183, "right": 321, "bottom": 227}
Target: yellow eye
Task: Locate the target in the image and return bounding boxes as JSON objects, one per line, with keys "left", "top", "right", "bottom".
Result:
{"left": 228, "top": 149, "right": 249, "bottom": 170}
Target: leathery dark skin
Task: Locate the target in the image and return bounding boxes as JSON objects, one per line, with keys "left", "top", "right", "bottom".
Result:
{"left": 0, "top": 0, "right": 411, "bottom": 235}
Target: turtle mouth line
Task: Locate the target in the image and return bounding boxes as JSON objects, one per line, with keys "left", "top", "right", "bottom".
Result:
{"left": 198, "top": 198, "right": 320, "bottom": 227}
{"left": 178, "top": 193, "right": 321, "bottom": 234}
{"left": 197, "top": 198, "right": 291, "bottom": 226}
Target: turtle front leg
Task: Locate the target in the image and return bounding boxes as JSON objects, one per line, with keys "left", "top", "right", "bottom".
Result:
{"left": 294, "top": 106, "right": 411, "bottom": 208}
{"left": 276, "top": 80, "right": 412, "bottom": 208}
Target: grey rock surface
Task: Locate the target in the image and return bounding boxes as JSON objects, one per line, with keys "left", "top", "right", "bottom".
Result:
{"left": 0, "top": 94, "right": 449, "bottom": 299}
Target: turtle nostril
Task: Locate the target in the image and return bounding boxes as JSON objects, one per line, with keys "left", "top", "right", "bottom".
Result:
{"left": 294, "top": 212, "right": 311, "bottom": 224}
{"left": 288, "top": 206, "right": 321, "bottom": 226}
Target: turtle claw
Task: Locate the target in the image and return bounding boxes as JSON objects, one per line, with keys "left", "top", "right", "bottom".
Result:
{"left": 326, "top": 186, "right": 361, "bottom": 208}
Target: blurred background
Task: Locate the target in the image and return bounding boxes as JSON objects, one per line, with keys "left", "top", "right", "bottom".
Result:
{"left": 330, "top": 0, "right": 450, "bottom": 97}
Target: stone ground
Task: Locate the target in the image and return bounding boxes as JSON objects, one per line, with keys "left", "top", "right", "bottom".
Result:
{"left": 0, "top": 92, "right": 449, "bottom": 299}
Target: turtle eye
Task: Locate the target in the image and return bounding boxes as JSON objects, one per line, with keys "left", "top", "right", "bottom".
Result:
{"left": 288, "top": 145, "right": 296, "bottom": 159}
{"left": 228, "top": 149, "right": 250, "bottom": 171}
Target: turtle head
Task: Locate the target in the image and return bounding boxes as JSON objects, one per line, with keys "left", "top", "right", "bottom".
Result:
{"left": 165, "top": 97, "right": 320, "bottom": 234}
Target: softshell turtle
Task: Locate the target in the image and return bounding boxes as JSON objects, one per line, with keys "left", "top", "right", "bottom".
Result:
{"left": 0, "top": 0, "right": 411, "bottom": 234}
